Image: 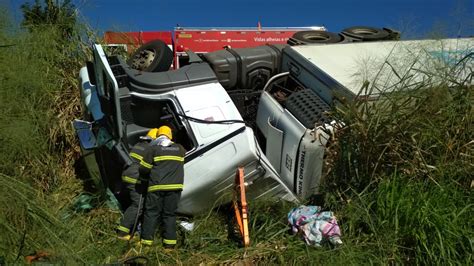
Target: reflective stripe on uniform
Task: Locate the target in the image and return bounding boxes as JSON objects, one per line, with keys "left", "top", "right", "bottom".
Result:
{"left": 122, "top": 175, "right": 140, "bottom": 184}
{"left": 163, "top": 239, "right": 177, "bottom": 245}
{"left": 117, "top": 225, "right": 130, "bottom": 233}
{"left": 130, "top": 152, "right": 143, "bottom": 161}
{"left": 141, "top": 239, "right": 153, "bottom": 246}
{"left": 148, "top": 184, "right": 184, "bottom": 192}
{"left": 140, "top": 160, "right": 153, "bottom": 169}
{"left": 153, "top": 155, "right": 184, "bottom": 162}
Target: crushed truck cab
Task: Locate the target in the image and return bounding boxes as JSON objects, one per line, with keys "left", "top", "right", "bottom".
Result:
{"left": 76, "top": 44, "right": 296, "bottom": 215}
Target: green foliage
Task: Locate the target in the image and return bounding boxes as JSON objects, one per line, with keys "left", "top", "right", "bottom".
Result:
{"left": 0, "top": 173, "right": 126, "bottom": 264}
{"left": 0, "top": 5, "right": 104, "bottom": 263}
{"left": 321, "top": 40, "right": 473, "bottom": 264}
{"left": 0, "top": 1, "right": 91, "bottom": 185}
{"left": 0, "top": 7, "right": 9, "bottom": 39}
{"left": 21, "top": 0, "right": 76, "bottom": 38}
{"left": 325, "top": 54, "right": 473, "bottom": 192}
{"left": 0, "top": 26, "right": 79, "bottom": 188}
{"left": 342, "top": 177, "right": 473, "bottom": 264}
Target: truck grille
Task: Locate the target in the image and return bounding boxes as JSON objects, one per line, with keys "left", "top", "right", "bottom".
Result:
{"left": 285, "top": 89, "right": 332, "bottom": 129}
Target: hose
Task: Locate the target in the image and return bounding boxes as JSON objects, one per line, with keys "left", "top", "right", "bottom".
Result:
{"left": 128, "top": 188, "right": 145, "bottom": 244}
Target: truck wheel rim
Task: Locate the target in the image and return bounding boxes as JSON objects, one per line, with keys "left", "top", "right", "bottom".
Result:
{"left": 302, "top": 33, "right": 330, "bottom": 41}
{"left": 131, "top": 49, "right": 156, "bottom": 70}
{"left": 348, "top": 28, "right": 378, "bottom": 36}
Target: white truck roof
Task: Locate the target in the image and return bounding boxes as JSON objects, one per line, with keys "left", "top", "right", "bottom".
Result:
{"left": 290, "top": 38, "right": 474, "bottom": 97}
{"left": 174, "top": 82, "right": 244, "bottom": 145}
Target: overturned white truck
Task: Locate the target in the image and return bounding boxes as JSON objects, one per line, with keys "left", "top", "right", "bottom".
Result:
{"left": 75, "top": 27, "right": 473, "bottom": 215}
{"left": 76, "top": 44, "right": 297, "bottom": 216}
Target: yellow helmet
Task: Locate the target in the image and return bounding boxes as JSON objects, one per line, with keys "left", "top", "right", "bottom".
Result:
{"left": 157, "top": 126, "right": 172, "bottom": 140}
{"left": 146, "top": 128, "right": 158, "bottom": 139}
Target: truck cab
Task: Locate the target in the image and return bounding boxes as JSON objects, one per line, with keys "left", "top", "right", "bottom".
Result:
{"left": 75, "top": 44, "right": 296, "bottom": 215}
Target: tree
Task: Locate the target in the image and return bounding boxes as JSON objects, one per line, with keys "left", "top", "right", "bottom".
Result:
{"left": 21, "top": 0, "right": 76, "bottom": 38}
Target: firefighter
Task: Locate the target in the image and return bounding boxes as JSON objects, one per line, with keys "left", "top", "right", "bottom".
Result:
{"left": 116, "top": 128, "right": 158, "bottom": 241}
{"left": 139, "top": 125, "right": 185, "bottom": 249}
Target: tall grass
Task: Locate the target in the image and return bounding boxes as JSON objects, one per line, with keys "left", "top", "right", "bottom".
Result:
{"left": 0, "top": 7, "right": 98, "bottom": 263}
{"left": 340, "top": 176, "right": 473, "bottom": 264}
{"left": 0, "top": 173, "right": 127, "bottom": 263}
{"left": 0, "top": 27, "right": 80, "bottom": 187}
{"left": 326, "top": 81, "right": 472, "bottom": 192}
{"left": 322, "top": 40, "right": 473, "bottom": 264}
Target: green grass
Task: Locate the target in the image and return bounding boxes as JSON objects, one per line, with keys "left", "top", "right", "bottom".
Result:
{"left": 320, "top": 41, "right": 473, "bottom": 265}
{"left": 341, "top": 176, "right": 473, "bottom": 264}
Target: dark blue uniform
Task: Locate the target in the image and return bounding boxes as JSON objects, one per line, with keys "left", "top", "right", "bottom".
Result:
{"left": 139, "top": 141, "right": 185, "bottom": 247}
{"left": 116, "top": 141, "right": 150, "bottom": 237}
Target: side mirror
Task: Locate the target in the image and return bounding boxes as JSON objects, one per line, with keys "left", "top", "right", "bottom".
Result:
{"left": 72, "top": 119, "right": 97, "bottom": 150}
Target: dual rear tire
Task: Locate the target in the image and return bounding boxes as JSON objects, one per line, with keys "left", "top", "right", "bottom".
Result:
{"left": 289, "top": 26, "right": 398, "bottom": 45}
{"left": 130, "top": 26, "right": 400, "bottom": 71}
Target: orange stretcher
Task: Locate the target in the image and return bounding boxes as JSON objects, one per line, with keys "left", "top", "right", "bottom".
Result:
{"left": 232, "top": 167, "right": 250, "bottom": 247}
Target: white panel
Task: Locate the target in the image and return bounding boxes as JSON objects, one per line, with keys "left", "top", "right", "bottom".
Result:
{"left": 174, "top": 82, "right": 243, "bottom": 145}
{"left": 266, "top": 118, "right": 283, "bottom": 173}
{"left": 291, "top": 38, "right": 474, "bottom": 96}
{"left": 189, "top": 106, "right": 227, "bottom": 138}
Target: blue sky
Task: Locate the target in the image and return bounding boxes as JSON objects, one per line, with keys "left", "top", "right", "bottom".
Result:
{"left": 7, "top": 0, "right": 474, "bottom": 38}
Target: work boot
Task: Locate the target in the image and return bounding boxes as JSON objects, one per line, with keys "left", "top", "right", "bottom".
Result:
{"left": 117, "top": 234, "right": 132, "bottom": 241}
{"left": 138, "top": 239, "right": 153, "bottom": 254}
{"left": 163, "top": 244, "right": 176, "bottom": 253}
{"left": 116, "top": 225, "right": 132, "bottom": 241}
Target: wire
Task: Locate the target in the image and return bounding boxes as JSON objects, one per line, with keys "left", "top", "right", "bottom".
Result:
{"left": 177, "top": 113, "right": 247, "bottom": 125}
{"left": 263, "top": 72, "right": 289, "bottom": 92}
{"left": 178, "top": 111, "right": 296, "bottom": 199}
{"left": 178, "top": 111, "right": 283, "bottom": 181}
{"left": 177, "top": 112, "right": 287, "bottom": 182}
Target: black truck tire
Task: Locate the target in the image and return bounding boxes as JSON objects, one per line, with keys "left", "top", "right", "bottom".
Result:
{"left": 127, "top": 40, "right": 173, "bottom": 72}
{"left": 291, "top": 31, "right": 343, "bottom": 44}
{"left": 341, "top": 26, "right": 390, "bottom": 41}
